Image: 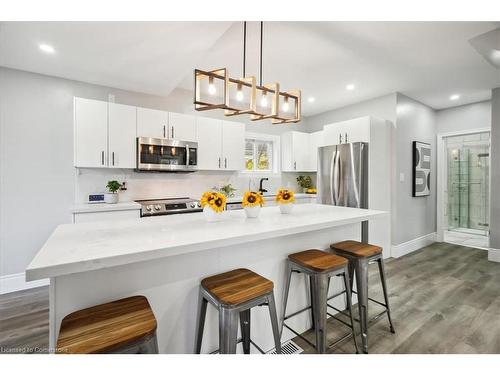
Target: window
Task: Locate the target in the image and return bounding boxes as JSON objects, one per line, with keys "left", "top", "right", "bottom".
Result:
{"left": 242, "top": 132, "right": 280, "bottom": 174}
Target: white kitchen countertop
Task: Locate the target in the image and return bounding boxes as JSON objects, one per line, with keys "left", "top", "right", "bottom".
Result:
{"left": 71, "top": 201, "right": 142, "bottom": 214}
{"left": 27, "top": 204, "right": 385, "bottom": 281}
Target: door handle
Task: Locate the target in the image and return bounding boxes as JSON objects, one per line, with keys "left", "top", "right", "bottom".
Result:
{"left": 171, "top": 126, "right": 174, "bottom": 139}
{"left": 101, "top": 151, "right": 105, "bottom": 166}
{"left": 163, "top": 125, "right": 166, "bottom": 138}
{"left": 112, "top": 152, "right": 115, "bottom": 166}
{"left": 224, "top": 158, "right": 227, "bottom": 169}
{"left": 339, "top": 133, "right": 343, "bottom": 144}
{"left": 345, "top": 132, "right": 348, "bottom": 143}
{"left": 218, "top": 157, "right": 221, "bottom": 168}
{"left": 294, "top": 161, "right": 297, "bottom": 170}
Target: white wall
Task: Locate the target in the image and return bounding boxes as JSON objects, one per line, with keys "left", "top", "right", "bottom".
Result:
{"left": 394, "top": 94, "right": 437, "bottom": 245}
{"left": 306, "top": 93, "right": 397, "bottom": 132}
{"left": 436, "top": 101, "right": 491, "bottom": 134}
{"left": 0, "top": 67, "right": 307, "bottom": 280}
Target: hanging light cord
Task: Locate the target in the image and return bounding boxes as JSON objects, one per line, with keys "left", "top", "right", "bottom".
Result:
{"left": 259, "top": 21, "right": 263, "bottom": 86}
{"left": 243, "top": 21, "right": 247, "bottom": 77}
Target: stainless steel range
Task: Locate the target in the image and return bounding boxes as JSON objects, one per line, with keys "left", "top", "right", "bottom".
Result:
{"left": 135, "top": 197, "right": 202, "bottom": 217}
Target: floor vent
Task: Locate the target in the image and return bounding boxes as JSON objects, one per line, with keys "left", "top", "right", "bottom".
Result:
{"left": 267, "top": 340, "right": 304, "bottom": 355}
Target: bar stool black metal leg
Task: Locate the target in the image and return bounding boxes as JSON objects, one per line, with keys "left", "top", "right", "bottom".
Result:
{"left": 311, "top": 273, "right": 328, "bottom": 353}
{"left": 239, "top": 309, "right": 251, "bottom": 354}
{"left": 219, "top": 307, "right": 238, "bottom": 354}
{"left": 355, "top": 259, "right": 369, "bottom": 354}
{"left": 377, "top": 258, "right": 395, "bottom": 334}
{"left": 280, "top": 262, "right": 293, "bottom": 338}
{"left": 267, "top": 292, "right": 282, "bottom": 354}
{"left": 342, "top": 271, "right": 359, "bottom": 354}
{"left": 194, "top": 290, "right": 208, "bottom": 354}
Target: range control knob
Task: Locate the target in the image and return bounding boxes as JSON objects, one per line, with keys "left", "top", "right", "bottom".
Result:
{"left": 196, "top": 202, "right": 201, "bottom": 208}
{"left": 154, "top": 204, "right": 162, "bottom": 211}
{"left": 190, "top": 202, "right": 196, "bottom": 208}
{"left": 145, "top": 205, "right": 152, "bottom": 211}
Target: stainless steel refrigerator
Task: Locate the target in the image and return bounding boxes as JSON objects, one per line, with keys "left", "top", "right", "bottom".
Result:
{"left": 317, "top": 142, "right": 369, "bottom": 240}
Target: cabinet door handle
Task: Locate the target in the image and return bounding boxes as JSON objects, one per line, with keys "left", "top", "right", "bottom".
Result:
{"left": 171, "top": 126, "right": 174, "bottom": 139}
{"left": 163, "top": 125, "right": 166, "bottom": 138}
{"left": 294, "top": 161, "right": 297, "bottom": 170}
{"left": 224, "top": 158, "right": 227, "bottom": 169}
{"left": 101, "top": 151, "right": 105, "bottom": 166}
{"left": 345, "top": 132, "right": 348, "bottom": 143}
{"left": 112, "top": 151, "right": 115, "bottom": 166}
{"left": 339, "top": 134, "right": 343, "bottom": 144}
{"left": 218, "top": 157, "right": 221, "bottom": 168}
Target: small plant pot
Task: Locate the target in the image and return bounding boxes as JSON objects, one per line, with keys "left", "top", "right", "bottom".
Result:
{"left": 279, "top": 203, "right": 294, "bottom": 214}
{"left": 244, "top": 205, "right": 261, "bottom": 218}
{"left": 104, "top": 192, "right": 119, "bottom": 204}
{"left": 203, "top": 206, "right": 223, "bottom": 222}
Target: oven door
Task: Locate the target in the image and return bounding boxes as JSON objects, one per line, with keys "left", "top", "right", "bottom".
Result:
{"left": 137, "top": 137, "right": 198, "bottom": 172}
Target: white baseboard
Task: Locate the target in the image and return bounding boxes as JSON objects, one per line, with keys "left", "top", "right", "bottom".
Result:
{"left": 0, "top": 272, "right": 49, "bottom": 295}
{"left": 391, "top": 232, "right": 437, "bottom": 258}
{"left": 488, "top": 248, "right": 500, "bottom": 263}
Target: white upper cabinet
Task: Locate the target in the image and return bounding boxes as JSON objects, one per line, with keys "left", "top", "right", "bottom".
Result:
{"left": 108, "top": 103, "right": 137, "bottom": 169}
{"left": 74, "top": 97, "right": 108, "bottom": 168}
{"left": 137, "top": 107, "right": 168, "bottom": 139}
{"left": 309, "top": 130, "right": 324, "bottom": 172}
{"left": 196, "top": 118, "right": 245, "bottom": 171}
{"left": 222, "top": 121, "right": 245, "bottom": 170}
{"left": 281, "top": 131, "right": 311, "bottom": 172}
{"left": 196, "top": 117, "right": 222, "bottom": 170}
{"left": 168, "top": 112, "right": 196, "bottom": 142}
{"left": 323, "top": 117, "right": 370, "bottom": 146}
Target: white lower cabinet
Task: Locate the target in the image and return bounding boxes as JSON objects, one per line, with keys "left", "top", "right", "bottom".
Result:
{"left": 197, "top": 118, "right": 245, "bottom": 171}
{"left": 72, "top": 209, "right": 140, "bottom": 223}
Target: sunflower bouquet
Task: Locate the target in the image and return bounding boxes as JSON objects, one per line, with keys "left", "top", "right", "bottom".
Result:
{"left": 200, "top": 191, "right": 226, "bottom": 222}
{"left": 242, "top": 191, "right": 264, "bottom": 218}
{"left": 276, "top": 189, "right": 295, "bottom": 214}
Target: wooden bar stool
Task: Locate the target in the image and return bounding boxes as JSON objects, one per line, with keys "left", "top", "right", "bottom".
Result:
{"left": 56, "top": 296, "right": 158, "bottom": 354}
{"left": 194, "top": 268, "right": 282, "bottom": 354}
{"left": 330, "top": 240, "right": 395, "bottom": 354}
{"left": 281, "top": 250, "right": 358, "bottom": 354}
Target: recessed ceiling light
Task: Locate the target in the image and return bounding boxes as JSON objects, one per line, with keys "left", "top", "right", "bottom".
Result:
{"left": 307, "top": 97, "right": 315, "bottom": 103}
{"left": 39, "top": 44, "right": 55, "bottom": 54}
{"left": 346, "top": 84, "right": 355, "bottom": 91}
{"left": 450, "top": 94, "right": 460, "bottom": 101}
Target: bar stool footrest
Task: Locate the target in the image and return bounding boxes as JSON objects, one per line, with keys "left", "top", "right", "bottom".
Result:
{"left": 209, "top": 338, "right": 266, "bottom": 354}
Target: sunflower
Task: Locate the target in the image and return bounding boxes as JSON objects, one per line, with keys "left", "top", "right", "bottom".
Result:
{"left": 242, "top": 191, "right": 265, "bottom": 207}
{"left": 200, "top": 191, "right": 226, "bottom": 213}
{"left": 275, "top": 189, "right": 295, "bottom": 204}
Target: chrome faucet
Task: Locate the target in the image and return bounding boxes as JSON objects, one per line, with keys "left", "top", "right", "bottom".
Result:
{"left": 259, "top": 178, "right": 269, "bottom": 194}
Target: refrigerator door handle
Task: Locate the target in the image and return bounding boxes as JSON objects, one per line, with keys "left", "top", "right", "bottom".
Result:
{"left": 332, "top": 148, "right": 341, "bottom": 205}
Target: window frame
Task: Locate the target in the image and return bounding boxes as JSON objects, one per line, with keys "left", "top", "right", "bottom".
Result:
{"left": 240, "top": 132, "right": 281, "bottom": 177}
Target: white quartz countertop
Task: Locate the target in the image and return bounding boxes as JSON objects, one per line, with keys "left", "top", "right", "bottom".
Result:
{"left": 71, "top": 201, "right": 142, "bottom": 214}
{"left": 27, "top": 204, "right": 386, "bottom": 281}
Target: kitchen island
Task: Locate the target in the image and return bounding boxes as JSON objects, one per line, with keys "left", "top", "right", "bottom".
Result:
{"left": 26, "top": 204, "right": 386, "bottom": 353}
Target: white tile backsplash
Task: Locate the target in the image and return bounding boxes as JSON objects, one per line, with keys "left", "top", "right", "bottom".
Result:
{"left": 75, "top": 168, "right": 314, "bottom": 203}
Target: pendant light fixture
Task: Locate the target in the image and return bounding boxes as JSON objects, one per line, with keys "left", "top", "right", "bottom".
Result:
{"left": 194, "top": 21, "right": 301, "bottom": 124}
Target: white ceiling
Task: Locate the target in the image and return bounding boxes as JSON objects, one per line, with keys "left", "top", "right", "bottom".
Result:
{"left": 1, "top": 21, "right": 499, "bottom": 117}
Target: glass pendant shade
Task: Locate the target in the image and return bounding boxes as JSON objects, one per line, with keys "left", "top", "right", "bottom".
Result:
{"left": 251, "top": 83, "right": 279, "bottom": 121}
{"left": 224, "top": 76, "right": 257, "bottom": 116}
{"left": 272, "top": 89, "right": 301, "bottom": 123}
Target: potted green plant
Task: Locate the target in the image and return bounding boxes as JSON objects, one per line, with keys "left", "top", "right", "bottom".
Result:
{"left": 105, "top": 180, "right": 122, "bottom": 204}
{"left": 296, "top": 175, "right": 313, "bottom": 193}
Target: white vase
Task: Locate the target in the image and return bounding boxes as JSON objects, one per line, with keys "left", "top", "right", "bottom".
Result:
{"left": 279, "top": 203, "right": 294, "bottom": 214}
{"left": 244, "top": 205, "right": 261, "bottom": 218}
{"left": 203, "top": 206, "right": 222, "bottom": 222}
{"left": 104, "top": 192, "right": 118, "bottom": 204}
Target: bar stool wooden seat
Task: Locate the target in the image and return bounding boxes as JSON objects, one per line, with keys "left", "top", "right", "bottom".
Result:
{"left": 56, "top": 296, "right": 158, "bottom": 354}
{"left": 281, "top": 250, "right": 358, "bottom": 354}
{"left": 330, "top": 240, "right": 395, "bottom": 354}
{"left": 195, "top": 268, "right": 282, "bottom": 354}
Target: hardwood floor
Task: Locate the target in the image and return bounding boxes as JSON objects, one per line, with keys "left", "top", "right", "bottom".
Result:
{"left": 1, "top": 242, "right": 500, "bottom": 354}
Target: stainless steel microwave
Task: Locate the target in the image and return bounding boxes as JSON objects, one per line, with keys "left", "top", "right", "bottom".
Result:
{"left": 136, "top": 137, "right": 198, "bottom": 172}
